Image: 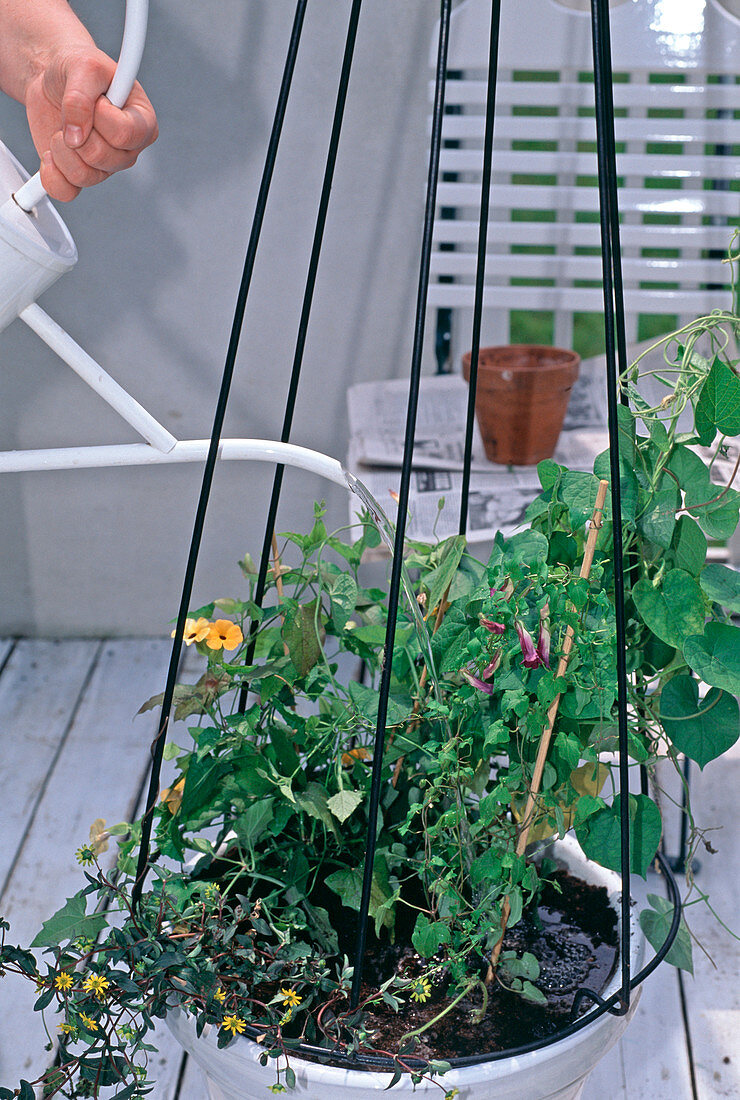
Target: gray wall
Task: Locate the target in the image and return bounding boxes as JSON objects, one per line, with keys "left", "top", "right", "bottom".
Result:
{"left": 0, "top": 1, "right": 438, "bottom": 635}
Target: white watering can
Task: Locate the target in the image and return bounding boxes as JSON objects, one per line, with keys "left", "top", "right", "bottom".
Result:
{"left": 0, "top": 0, "right": 345, "bottom": 485}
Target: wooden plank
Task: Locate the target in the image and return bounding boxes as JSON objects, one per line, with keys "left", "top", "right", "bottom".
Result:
{"left": 680, "top": 741, "right": 740, "bottom": 1099}
{"left": 0, "top": 639, "right": 172, "bottom": 1092}
{"left": 0, "top": 639, "right": 99, "bottom": 892}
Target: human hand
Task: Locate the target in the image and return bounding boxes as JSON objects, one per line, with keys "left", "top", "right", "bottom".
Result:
{"left": 24, "top": 45, "right": 158, "bottom": 202}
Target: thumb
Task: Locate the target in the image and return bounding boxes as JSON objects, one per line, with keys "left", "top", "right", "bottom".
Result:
{"left": 59, "top": 55, "right": 112, "bottom": 149}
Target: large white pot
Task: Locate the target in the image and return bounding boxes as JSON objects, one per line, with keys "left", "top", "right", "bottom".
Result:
{"left": 167, "top": 837, "right": 644, "bottom": 1100}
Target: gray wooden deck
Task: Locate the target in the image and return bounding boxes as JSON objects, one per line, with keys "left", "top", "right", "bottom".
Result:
{"left": 0, "top": 638, "right": 737, "bottom": 1099}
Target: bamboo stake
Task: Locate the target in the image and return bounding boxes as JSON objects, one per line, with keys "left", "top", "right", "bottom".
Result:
{"left": 486, "top": 479, "right": 609, "bottom": 983}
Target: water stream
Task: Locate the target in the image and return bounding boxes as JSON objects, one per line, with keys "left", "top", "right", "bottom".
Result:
{"left": 344, "top": 470, "right": 442, "bottom": 702}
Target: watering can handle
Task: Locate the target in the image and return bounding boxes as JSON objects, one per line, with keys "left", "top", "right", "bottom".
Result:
{"left": 13, "top": 0, "right": 149, "bottom": 213}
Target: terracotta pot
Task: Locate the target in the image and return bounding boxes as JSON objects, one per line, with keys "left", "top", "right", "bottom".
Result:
{"left": 462, "top": 345, "right": 580, "bottom": 466}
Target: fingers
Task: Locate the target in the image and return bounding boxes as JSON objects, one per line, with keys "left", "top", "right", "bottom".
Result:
{"left": 33, "top": 50, "right": 158, "bottom": 201}
{"left": 59, "top": 55, "right": 112, "bottom": 150}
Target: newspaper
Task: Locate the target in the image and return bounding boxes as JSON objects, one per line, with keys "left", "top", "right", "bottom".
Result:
{"left": 346, "top": 370, "right": 608, "bottom": 544}
{"left": 347, "top": 367, "right": 608, "bottom": 472}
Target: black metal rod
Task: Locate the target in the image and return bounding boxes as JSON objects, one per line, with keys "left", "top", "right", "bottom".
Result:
{"left": 350, "top": 0, "right": 452, "bottom": 1009}
{"left": 238, "top": 0, "right": 364, "bottom": 709}
{"left": 590, "top": 0, "right": 632, "bottom": 1006}
{"left": 459, "top": 0, "right": 502, "bottom": 536}
{"left": 131, "top": 0, "right": 310, "bottom": 909}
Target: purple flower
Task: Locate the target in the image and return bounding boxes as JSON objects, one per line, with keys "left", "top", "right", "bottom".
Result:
{"left": 481, "top": 650, "right": 502, "bottom": 679}
{"left": 480, "top": 616, "right": 505, "bottom": 635}
{"left": 515, "top": 620, "right": 542, "bottom": 669}
{"left": 462, "top": 669, "right": 494, "bottom": 695}
{"left": 536, "top": 602, "right": 551, "bottom": 669}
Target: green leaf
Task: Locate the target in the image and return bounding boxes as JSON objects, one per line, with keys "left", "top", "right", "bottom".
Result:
{"left": 632, "top": 570, "right": 706, "bottom": 649}
{"left": 326, "top": 789, "right": 364, "bottom": 823}
{"left": 593, "top": 448, "right": 638, "bottom": 522}
{"left": 669, "top": 445, "right": 740, "bottom": 540}
{"left": 684, "top": 623, "right": 740, "bottom": 694}
{"left": 560, "top": 471, "right": 609, "bottom": 528}
{"left": 329, "top": 574, "right": 358, "bottom": 632}
{"left": 180, "top": 757, "right": 230, "bottom": 820}
{"left": 234, "top": 798, "right": 275, "bottom": 846}
{"left": 348, "top": 681, "right": 412, "bottom": 727}
{"left": 502, "top": 529, "right": 549, "bottom": 565}
{"left": 325, "top": 867, "right": 392, "bottom": 932}
{"left": 19, "top": 1083, "right": 34, "bottom": 1100}
{"left": 521, "top": 980, "right": 548, "bottom": 1005}
{"left": 283, "top": 599, "right": 324, "bottom": 677}
{"left": 694, "top": 357, "right": 740, "bottom": 445}
{"left": 432, "top": 604, "right": 472, "bottom": 675}
{"left": 412, "top": 914, "right": 450, "bottom": 957}
{"left": 575, "top": 794, "right": 662, "bottom": 878}
{"left": 659, "top": 675, "right": 739, "bottom": 769}
{"left": 700, "top": 563, "right": 740, "bottom": 613}
{"left": 422, "top": 536, "right": 467, "bottom": 613}
{"left": 31, "top": 893, "right": 108, "bottom": 948}
{"left": 295, "top": 782, "right": 338, "bottom": 836}
{"left": 637, "top": 486, "right": 679, "bottom": 548}
{"left": 671, "top": 516, "right": 707, "bottom": 575}
{"left": 639, "top": 894, "right": 693, "bottom": 974}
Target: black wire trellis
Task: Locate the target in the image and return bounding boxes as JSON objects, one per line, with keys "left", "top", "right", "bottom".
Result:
{"left": 133, "top": 0, "right": 683, "bottom": 1065}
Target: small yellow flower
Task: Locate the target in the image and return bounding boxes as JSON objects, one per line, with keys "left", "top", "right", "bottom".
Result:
{"left": 160, "top": 777, "right": 185, "bottom": 815}
{"left": 279, "top": 1007, "right": 293, "bottom": 1026}
{"left": 445, "top": 1090, "right": 460, "bottom": 1100}
{"left": 58, "top": 1022, "right": 75, "bottom": 1036}
{"left": 410, "top": 978, "right": 432, "bottom": 1004}
{"left": 172, "top": 617, "right": 211, "bottom": 646}
{"left": 269, "top": 1086, "right": 287, "bottom": 1094}
{"left": 214, "top": 988, "right": 227, "bottom": 1004}
{"left": 79, "top": 1013, "right": 98, "bottom": 1032}
{"left": 54, "top": 972, "right": 73, "bottom": 992}
{"left": 280, "top": 987, "right": 302, "bottom": 1008}
{"left": 75, "top": 844, "right": 95, "bottom": 866}
{"left": 205, "top": 620, "right": 244, "bottom": 651}
{"left": 221, "top": 1014, "right": 246, "bottom": 1036}
{"left": 83, "top": 974, "right": 110, "bottom": 1000}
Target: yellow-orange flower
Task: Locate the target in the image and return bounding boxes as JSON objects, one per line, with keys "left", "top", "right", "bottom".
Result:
{"left": 214, "top": 988, "right": 227, "bottom": 1004}
{"left": 160, "top": 777, "right": 185, "bottom": 815}
{"left": 341, "top": 747, "right": 371, "bottom": 767}
{"left": 54, "top": 972, "right": 73, "bottom": 992}
{"left": 171, "top": 617, "right": 211, "bottom": 646}
{"left": 80, "top": 1013, "right": 98, "bottom": 1032}
{"left": 280, "top": 987, "right": 302, "bottom": 1008}
{"left": 205, "top": 620, "right": 244, "bottom": 651}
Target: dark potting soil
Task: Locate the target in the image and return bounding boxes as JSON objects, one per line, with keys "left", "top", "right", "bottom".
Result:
{"left": 355, "top": 869, "right": 618, "bottom": 1061}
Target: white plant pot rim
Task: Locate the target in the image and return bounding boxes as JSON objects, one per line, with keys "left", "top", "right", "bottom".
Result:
{"left": 167, "top": 835, "right": 646, "bottom": 1098}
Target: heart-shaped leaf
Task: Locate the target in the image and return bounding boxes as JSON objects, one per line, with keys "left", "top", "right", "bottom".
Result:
{"left": 659, "top": 674, "right": 739, "bottom": 768}
{"left": 633, "top": 570, "right": 705, "bottom": 649}
{"left": 684, "top": 623, "right": 740, "bottom": 695}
